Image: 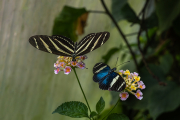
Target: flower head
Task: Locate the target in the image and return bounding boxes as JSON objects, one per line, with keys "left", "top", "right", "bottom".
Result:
{"left": 53, "top": 55, "right": 87, "bottom": 75}
{"left": 54, "top": 68, "right": 61, "bottom": 74}
{"left": 118, "top": 70, "right": 145, "bottom": 101}
{"left": 119, "top": 92, "right": 129, "bottom": 101}
{"left": 64, "top": 66, "right": 72, "bottom": 75}
{"left": 137, "top": 81, "right": 146, "bottom": 89}
{"left": 135, "top": 90, "right": 143, "bottom": 100}
{"left": 77, "top": 62, "right": 85, "bottom": 69}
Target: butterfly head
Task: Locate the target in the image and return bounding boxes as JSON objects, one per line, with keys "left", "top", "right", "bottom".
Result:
{"left": 112, "top": 67, "right": 116, "bottom": 71}
{"left": 71, "top": 53, "right": 77, "bottom": 61}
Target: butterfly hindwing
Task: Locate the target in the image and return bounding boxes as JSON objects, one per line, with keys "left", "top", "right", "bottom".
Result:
{"left": 76, "top": 32, "right": 110, "bottom": 56}
{"left": 98, "top": 72, "right": 117, "bottom": 90}
{"left": 29, "top": 35, "right": 74, "bottom": 56}
{"left": 109, "top": 73, "right": 126, "bottom": 92}
{"left": 93, "top": 62, "right": 126, "bottom": 92}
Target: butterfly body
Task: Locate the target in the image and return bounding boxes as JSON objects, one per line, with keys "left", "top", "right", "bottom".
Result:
{"left": 29, "top": 32, "right": 110, "bottom": 61}
{"left": 93, "top": 62, "right": 126, "bottom": 92}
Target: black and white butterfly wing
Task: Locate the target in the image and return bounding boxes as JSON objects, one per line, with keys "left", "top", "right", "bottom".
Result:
{"left": 108, "top": 73, "right": 126, "bottom": 92}
{"left": 93, "top": 62, "right": 126, "bottom": 92}
{"left": 29, "top": 35, "right": 74, "bottom": 56}
{"left": 76, "top": 32, "right": 110, "bottom": 56}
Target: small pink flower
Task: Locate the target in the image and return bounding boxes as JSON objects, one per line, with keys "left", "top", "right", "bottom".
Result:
{"left": 64, "top": 66, "right": 72, "bottom": 75}
{"left": 119, "top": 70, "right": 124, "bottom": 74}
{"left": 71, "top": 61, "right": 77, "bottom": 67}
{"left": 119, "top": 92, "right": 129, "bottom": 101}
{"left": 133, "top": 72, "right": 139, "bottom": 76}
{"left": 135, "top": 90, "right": 143, "bottom": 100}
{"left": 54, "top": 63, "right": 58, "bottom": 68}
{"left": 59, "top": 62, "right": 65, "bottom": 68}
{"left": 138, "top": 81, "right": 146, "bottom": 89}
{"left": 80, "top": 55, "right": 87, "bottom": 60}
{"left": 54, "top": 68, "right": 60, "bottom": 74}
{"left": 128, "top": 73, "right": 134, "bottom": 79}
{"left": 77, "top": 62, "right": 85, "bottom": 69}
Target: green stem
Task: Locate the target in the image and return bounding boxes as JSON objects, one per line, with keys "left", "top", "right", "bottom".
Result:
{"left": 72, "top": 67, "right": 92, "bottom": 119}
{"left": 102, "top": 99, "right": 120, "bottom": 120}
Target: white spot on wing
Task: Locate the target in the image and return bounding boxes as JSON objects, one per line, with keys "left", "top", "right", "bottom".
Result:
{"left": 95, "top": 65, "right": 107, "bottom": 73}
{"left": 117, "top": 81, "right": 125, "bottom": 91}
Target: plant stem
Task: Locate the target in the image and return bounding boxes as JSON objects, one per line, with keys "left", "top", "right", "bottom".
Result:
{"left": 102, "top": 99, "right": 120, "bottom": 120}
{"left": 72, "top": 67, "right": 93, "bottom": 119}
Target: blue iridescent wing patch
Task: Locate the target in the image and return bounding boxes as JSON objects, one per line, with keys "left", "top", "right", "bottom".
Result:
{"left": 93, "top": 62, "right": 110, "bottom": 82}
{"left": 93, "top": 62, "right": 126, "bottom": 92}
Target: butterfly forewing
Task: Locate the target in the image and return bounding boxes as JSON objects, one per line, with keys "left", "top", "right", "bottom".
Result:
{"left": 29, "top": 35, "right": 74, "bottom": 56}
{"left": 76, "top": 32, "right": 110, "bottom": 56}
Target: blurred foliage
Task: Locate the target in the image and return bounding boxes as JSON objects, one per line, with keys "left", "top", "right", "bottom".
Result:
{"left": 106, "top": 0, "right": 180, "bottom": 120}
{"left": 51, "top": 0, "right": 180, "bottom": 119}
{"left": 52, "top": 6, "right": 88, "bottom": 42}
{"left": 112, "top": 0, "right": 139, "bottom": 24}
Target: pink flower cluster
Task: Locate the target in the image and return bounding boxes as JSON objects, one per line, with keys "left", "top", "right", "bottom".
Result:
{"left": 118, "top": 70, "right": 145, "bottom": 101}
{"left": 54, "top": 55, "right": 87, "bottom": 75}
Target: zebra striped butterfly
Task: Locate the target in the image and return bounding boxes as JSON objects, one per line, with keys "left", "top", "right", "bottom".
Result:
{"left": 93, "top": 62, "right": 126, "bottom": 92}
{"left": 29, "top": 32, "right": 110, "bottom": 61}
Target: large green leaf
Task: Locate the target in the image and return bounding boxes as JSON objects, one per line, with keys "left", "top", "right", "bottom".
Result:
{"left": 96, "top": 97, "right": 105, "bottom": 114}
{"left": 52, "top": 6, "right": 87, "bottom": 41}
{"left": 111, "top": 0, "right": 139, "bottom": 23}
{"left": 156, "top": 0, "right": 180, "bottom": 33}
{"left": 159, "top": 53, "right": 173, "bottom": 74}
{"left": 52, "top": 101, "right": 89, "bottom": 118}
{"left": 148, "top": 81, "right": 180, "bottom": 119}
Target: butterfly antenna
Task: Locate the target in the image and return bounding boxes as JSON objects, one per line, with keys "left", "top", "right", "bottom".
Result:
{"left": 116, "top": 61, "right": 130, "bottom": 68}
{"left": 115, "top": 57, "right": 119, "bottom": 66}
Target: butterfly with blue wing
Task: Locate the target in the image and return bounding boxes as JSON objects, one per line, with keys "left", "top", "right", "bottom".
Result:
{"left": 93, "top": 62, "right": 126, "bottom": 92}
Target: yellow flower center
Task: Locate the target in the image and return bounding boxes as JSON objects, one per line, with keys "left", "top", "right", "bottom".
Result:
{"left": 136, "top": 92, "right": 140, "bottom": 97}
{"left": 66, "top": 68, "right": 71, "bottom": 72}
{"left": 122, "top": 93, "right": 127, "bottom": 98}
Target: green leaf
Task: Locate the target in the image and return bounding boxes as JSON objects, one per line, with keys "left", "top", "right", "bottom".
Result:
{"left": 143, "top": 12, "right": 158, "bottom": 29}
{"left": 112, "top": 0, "right": 139, "bottom": 23}
{"left": 90, "top": 111, "right": 98, "bottom": 118}
{"left": 102, "top": 47, "right": 120, "bottom": 64}
{"left": 52, "top": 101, "right": 89, "bottom": 118}
{"left": 106, "top": 113, "right": 129, "bottom": 120}
{"left": 96, "top": 97, "right": 105, "bottom": 114}
{"left": 156, "top": 0, "right": 180, "bottom": 33}
{"left": 159, "top": 53, "right": 173, "bottom": 74}
{"left": 148, "top": 81, "right": 180, "bottom": 119}
{"left": 52, "top": 6, "right": 87, "bottom": 41}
